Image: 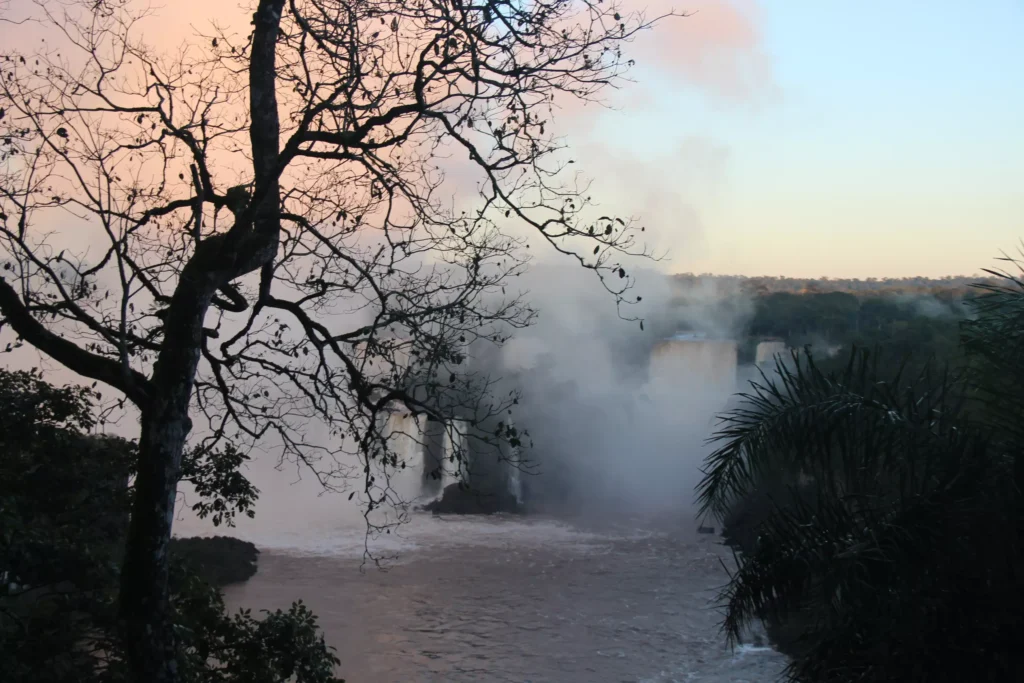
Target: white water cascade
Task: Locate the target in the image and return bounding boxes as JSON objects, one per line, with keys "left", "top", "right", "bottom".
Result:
{"left": 443, "top": 420, "right": 467, "bottom": 491}
{"left": 379, "top": 411, "right": 427, "bottom": 504}
{"left": 380, "top": 412, "right": 476, "bottom": 504}
{"left": 649, "top": 334, "right": 738, "bottom": 399}
{"left": 379, "top": 411, "right": 524, "bottom": 507}
{"left": 647, "top": 333, "right": 739, "bottom": 432}
{"left": 504, "top": 418, "right": 524, "bottom": 506}
{"left": 755, "top": 339, "right": 788, "bottom": 367}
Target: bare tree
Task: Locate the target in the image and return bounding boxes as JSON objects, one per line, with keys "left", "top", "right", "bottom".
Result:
{"left": 0, "top": 0, "right": 666, "bottom": 679}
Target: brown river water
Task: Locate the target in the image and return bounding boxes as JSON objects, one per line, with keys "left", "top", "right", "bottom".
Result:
{"left": 207, "top": 513, "right": 787, "bottom": 683}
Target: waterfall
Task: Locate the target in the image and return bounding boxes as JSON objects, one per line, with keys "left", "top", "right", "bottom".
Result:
{"left": 504, "top": 419, "right": 524, "bottom": 505}
{"left": 755, "top": 340, "right": 788, "bottom": 367}
{"left": 448, "top": 420, "right": 469, "bottom": 488}
{"left": 411, "top": 417, "right": 468, "bottom": 501}
{"left": 421, "top": 418, "right": 446, "bottom": 498}
{"left": 647, "top": 334, "right": 739, "bottom": 429}
{"left": 383, "top": 410, "right": 523, "bottom": 508}
{"left": 379, "top": 411, "right": 427, "bottom": 503}
{"left": 649, "top": 335, "right": 738, "bottom": 397}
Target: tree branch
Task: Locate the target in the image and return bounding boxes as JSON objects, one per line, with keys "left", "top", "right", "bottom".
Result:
{"left": 0, "top": 277, "right": 152, "bottom": 407}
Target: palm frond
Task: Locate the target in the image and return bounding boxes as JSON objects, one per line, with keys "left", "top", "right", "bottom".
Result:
{"left": 698, "top": 292, "right": 1022, "bottom": 682}
{"left": 963, "top": 261, "right": 1024, "bottom": 442}
{"left": 696, "top": 348, "right": 966, "bottom": 521}
{"left": 715, "top": 420, "right": 1012, "bottom": 681}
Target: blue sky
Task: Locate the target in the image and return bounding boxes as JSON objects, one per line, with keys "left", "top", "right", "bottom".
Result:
{"left": 576, "top": 0, "right": 1024, "bottom": 277}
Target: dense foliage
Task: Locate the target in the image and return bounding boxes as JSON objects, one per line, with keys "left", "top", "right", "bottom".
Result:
{"left": 666, "top": 276, "right": 973, "bottom": 377}
{"left": 169, "top": 537, "right": 260, "bottom": 588}
{"left": 673, "top": 273, "right": 997, "bottom": 296}
{"left": 697, "top": 268, "right": 1024, "bottom": 682}
{"left": 751, "top": 289, "right": 963, "bottom": 349}
{"left": 0, "top": 369, "right": 341, "bottom": 682}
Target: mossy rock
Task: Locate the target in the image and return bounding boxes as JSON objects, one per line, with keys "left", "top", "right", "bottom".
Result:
{"left": 421, "top": 483, "right": 523, "bottom": 515}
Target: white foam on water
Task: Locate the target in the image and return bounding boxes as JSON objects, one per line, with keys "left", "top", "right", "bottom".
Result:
{"left": 176, "top": 505, "right": 636, "bottom": 559}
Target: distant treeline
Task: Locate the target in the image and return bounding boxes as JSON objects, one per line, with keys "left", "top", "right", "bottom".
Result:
{"left": 752, "top": 289, "right": 961, "bottom": 340}
{"left": 742, "top": 292, "right": 967, "bottom": 375}
{"left": 671, "top": 273, "right": 1000, "bottom": 296}
{"left": 667, "top": 274, "right": 984, "bottom": 371}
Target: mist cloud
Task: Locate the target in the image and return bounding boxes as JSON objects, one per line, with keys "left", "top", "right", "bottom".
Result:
{"left": 631, "top": 0, "right": 775, "bottom": 102}
{"left": 480, "top": 263, "right": 750, "bottom": 518}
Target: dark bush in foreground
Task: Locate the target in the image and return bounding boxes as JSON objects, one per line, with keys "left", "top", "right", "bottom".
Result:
{"left": 0, "top": 369, "right": 340, "bottom": 682}
{"left": 169, "top": 536, "right": 260, "bottom": 587}
{"left": 698, "top": 263, "right": 1024, "bottom": 682}
{"left": 718, "top": 479, "right": 820, "bottom": 660}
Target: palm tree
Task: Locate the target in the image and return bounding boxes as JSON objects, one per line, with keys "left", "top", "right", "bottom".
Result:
{"left": 696, "top": 263, "right": 1024, "bottom": 682}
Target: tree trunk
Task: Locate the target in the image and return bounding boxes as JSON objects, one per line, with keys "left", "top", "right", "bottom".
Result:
{"left": 118, "top": 268, "right": 213, "bottom": 681}
{"left": 118, "top": 408, "right": 194, "bottom": 682}
{"left": 117, "top": 3, "right": 284, "bottom": 679}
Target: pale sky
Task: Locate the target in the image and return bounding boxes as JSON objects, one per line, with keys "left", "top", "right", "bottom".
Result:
{"left": 572, "top": 0, "right": 1024, "bottom": 278}
{"left": 4, "top": 0, "right": 1021, "bottom": 278}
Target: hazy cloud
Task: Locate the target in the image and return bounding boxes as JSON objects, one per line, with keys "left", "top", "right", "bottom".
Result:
{"left": 631, "top": 0, "right": 775, "bottom": 102}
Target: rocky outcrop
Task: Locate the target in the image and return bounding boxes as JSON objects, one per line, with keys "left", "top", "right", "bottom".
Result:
{"left": 421, "top": 483, "right": 523, "bottom": 515}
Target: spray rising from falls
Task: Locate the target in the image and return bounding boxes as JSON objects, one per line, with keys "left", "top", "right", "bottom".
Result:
{"left": 395, "top": 265, "right": 753, "bottom": 518}
{"left": 174, "top": 265, "right": 753, "bottom": 545}
{"left": 754, "top": 339, "right": 788, "bottom": 367}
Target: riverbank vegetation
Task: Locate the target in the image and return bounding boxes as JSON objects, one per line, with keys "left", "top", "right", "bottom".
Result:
{"left": 168, "top": 537, "right": 260, "bottom": 588}
{"left": 698, "top": 264, "right": 1024, "bottom": 682}
{"left": 0, "top": 369, "right": 340, "bottom": 682}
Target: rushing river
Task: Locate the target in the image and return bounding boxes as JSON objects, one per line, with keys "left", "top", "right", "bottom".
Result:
{"left": 196, "top": 512, "right": 787, "bottom": 682}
